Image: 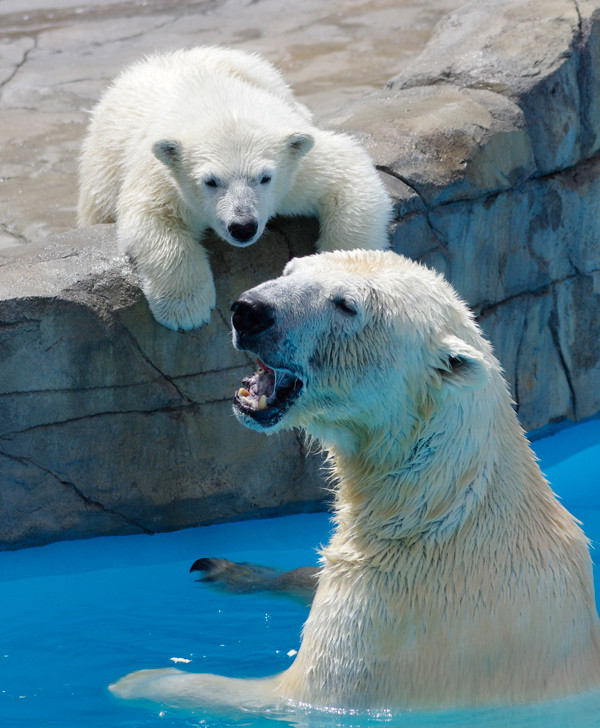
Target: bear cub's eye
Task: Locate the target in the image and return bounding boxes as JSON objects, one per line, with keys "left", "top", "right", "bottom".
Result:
{"left": 260, "top": 174, "right": 272, "bottom": 185}
{"left": 204, "top": 178, "right": 218, "bottom": 188}
{"left": 332, "top": 296, "right": 358, "bottom": 317}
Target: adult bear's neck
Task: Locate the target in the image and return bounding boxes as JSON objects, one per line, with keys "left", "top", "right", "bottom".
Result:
{"left": 324, "top": 381, "right": 528, "bottom": 547}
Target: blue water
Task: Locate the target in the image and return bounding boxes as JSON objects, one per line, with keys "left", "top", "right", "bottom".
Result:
{"left": 1, "top": 420, "right": 600, "bottom": 728}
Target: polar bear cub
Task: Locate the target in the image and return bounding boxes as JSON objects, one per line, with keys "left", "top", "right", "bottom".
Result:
{"left": 77, "top": 46, "right": 392, "bottom": 330}
{"left": 111, "top": 250, "right": 600, "bottom": 711}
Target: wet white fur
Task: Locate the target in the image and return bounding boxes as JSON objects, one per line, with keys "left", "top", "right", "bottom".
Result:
{"left": 111, "top": 250, "right": 600, "bottom": 711}
{"left": 78, "top": 47, "right": 392, "bottom": 330}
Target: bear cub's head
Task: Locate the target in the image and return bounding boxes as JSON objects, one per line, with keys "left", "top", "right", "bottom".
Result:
{"left": 152, "top": 128, "right": 314, "bottom": 248}
{"left": 231, "top": 250, "right": 493, "bottom": 446}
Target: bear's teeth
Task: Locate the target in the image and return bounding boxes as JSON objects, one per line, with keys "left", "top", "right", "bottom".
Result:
{"left": 258, "top": 395, "right": 268, "bottom": 410}
{"left": 237, "top": 388, "right": 255, "bottom": 409}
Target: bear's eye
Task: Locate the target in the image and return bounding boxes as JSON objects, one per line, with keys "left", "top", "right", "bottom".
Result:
{"left": 332, "top": 296, "right": 358, "bottom": 317}
{"left": 204, "top": 178, "right": 218, "bottom": 188}
{"left": 260, "top": 174, "right": 272, "bottom": 185}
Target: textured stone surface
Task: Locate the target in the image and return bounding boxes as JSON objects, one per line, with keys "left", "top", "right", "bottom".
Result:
{"left": 386, "top": 0, "right": 592, "bottom": 172}
{"left": 0, "top": 222, "right": 327, "bottom": 549}
{"left": 329, "top": 0, "right": 600, "bottom": 434}
{"left": 328, "top": 85, "right": 536, "bottom": 206}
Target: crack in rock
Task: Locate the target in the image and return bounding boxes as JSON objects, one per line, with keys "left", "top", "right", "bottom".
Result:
{"left": 0, "top": 37, "right": 37, "bottom": 92}
{"left": 90, "top": 15, "right": 177, "bottom": 48}
{"left": 0, "top": 372, "right": 217, "bottom": 398}
{"left": 0, "top": 222, "right": 28, "bottom": 246}
{"left": 0, "top": 402, "right": 201, "bottom": 440}
{"left": 513, "top": 315, "right": 527, "bottom": 416}
{"left": 117, "top": 324, "right": 194, "bottom": 405}
{"left": 377, "top": 166, "right": 450, "bottom": 250}
{"left": 549, "top": 290, "right": 577, "bottom": 419}
{"left": 0, "top": 447, "right": 153, "bottom": 535}
{"left": 376, "top": 165, "right": 426, "bottom": 203}
{"left": 476, "top": 268, "right": 600, "bottom": 320}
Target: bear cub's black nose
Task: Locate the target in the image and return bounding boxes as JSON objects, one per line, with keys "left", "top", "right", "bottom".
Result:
{"left": 231, "top": 298, "right": 275, "bottom": 337}
{"left": 228, "top": 220, "right": 258, "bottom": 243}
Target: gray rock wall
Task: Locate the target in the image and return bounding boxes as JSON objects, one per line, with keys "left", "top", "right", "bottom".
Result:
{"left": 1, "top": 0, "right": 599, "bottom": 548}
{"left": 329, "top": 0, "right": 600, "bottom": 431}
{"left": 0, "top": 222, "right": 326, "bottom": 549}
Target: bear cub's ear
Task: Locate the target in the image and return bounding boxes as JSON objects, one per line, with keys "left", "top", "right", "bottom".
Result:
{"left": 436, "top": 335, "right": 490, "bottom": 392}
{"left": 285, "top": 132, "right": 315, "bottom": 157}
{"left": 152, "top": 139, "right": 184, "bottom": 168}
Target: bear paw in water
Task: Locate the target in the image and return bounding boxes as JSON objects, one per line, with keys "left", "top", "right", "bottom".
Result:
{"left": 190, "top": 557, "right": 317, "bottom": 604}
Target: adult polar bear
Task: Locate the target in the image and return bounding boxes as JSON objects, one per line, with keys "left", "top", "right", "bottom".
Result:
{"left": 111, "top": 250, "right": 600, "bottom": 710}
{"left": 77, "top": 46, "right": 391, "bottom": 331}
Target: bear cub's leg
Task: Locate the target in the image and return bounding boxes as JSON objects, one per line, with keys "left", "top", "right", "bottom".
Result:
{"left": 118, "top": 205, "right": 217, "bottom": 331}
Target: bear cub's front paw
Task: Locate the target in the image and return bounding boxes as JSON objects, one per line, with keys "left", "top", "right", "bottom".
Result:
{"left": 145, "top": 281, "right": 217, "bottom": 331}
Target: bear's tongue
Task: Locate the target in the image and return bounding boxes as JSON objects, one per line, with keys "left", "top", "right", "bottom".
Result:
{"left": 237, "top": 360, "right": 277, "bottom": 411}
{"left": 236, "top": 359, "right": 301, "bottom": 412}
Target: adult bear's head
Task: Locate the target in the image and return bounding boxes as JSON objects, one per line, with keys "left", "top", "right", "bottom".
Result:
{"left": 231, "top": 250, "right": 496, "bottom": 453}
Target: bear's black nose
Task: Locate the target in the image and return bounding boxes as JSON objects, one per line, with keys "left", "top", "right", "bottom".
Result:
{"left": 228, "top": 220, "right": 258, "bottom": 243}
{"left": 231, "top": 297, "right": 275, "bottom": 337}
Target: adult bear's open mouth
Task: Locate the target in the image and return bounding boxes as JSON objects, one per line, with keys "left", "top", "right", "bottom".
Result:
{"left": 233, "top": 359, "right": 303, "bottom": 427}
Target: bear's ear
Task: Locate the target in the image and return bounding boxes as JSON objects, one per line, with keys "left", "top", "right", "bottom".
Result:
{"left": 436, "top": 335, "right": 490, "bottom": 392}
{"left": 152, "top": 139, "right": 184, "bottom": 169}
{"left": 285, "top": 132, "right": 315, "bottom": 157}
